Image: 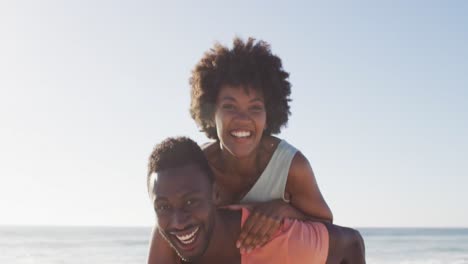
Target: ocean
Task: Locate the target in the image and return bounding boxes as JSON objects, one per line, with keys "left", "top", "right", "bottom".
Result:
{"left": 361, "top": 228, "right": 468, "bottom": 264}
{"left": 0, "top": 226, "right": 467, "bottom": 263}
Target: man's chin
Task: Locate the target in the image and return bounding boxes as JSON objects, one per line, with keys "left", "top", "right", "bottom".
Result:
{"left": 175, "top": 246, "right": 204, "bottom": 263}
{"left": 167, "top": 231, "right": 207, "bottom": 261}
{"left": 178, "top": 253, "right": 200, "bottom": 263}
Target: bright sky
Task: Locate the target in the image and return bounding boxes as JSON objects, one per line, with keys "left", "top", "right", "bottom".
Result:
{"left": 1, "top": 1, "right": 467, "bottom": 228}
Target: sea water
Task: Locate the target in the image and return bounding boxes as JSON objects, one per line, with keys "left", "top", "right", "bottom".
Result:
{"left": 0, "top": 226, "right": 148, "bottom": 264}
{"left": 1, "top": 226, "right": 467, "bottom": 263}
{"left": 361, "top": 228, "right": 468, "bottom": 264}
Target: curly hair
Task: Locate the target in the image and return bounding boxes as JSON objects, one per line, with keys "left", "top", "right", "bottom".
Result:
{"left": 147, "top": 137, "right": 213, "bottom": 192}
{"left": 189, "top": 37, "right": 292, "bottom": 139}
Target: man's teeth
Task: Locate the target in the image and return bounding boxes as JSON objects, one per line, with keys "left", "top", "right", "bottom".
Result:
{"left": 179, "top": 235, "right": 196, "bottom": 244}
{"left": 231, "top": 131, "right": 251, "bottom": 138}
{"left": 174, "top": 227, "right": 199, "bottom": 244}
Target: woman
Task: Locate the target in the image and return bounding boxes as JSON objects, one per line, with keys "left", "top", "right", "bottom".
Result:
{"left": 148, "top": 37, "right": 332, "bottom": 263}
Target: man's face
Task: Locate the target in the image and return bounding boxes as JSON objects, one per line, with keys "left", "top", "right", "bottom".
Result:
{"left": 149, "top": 163, "right": 216, "bottom": 262}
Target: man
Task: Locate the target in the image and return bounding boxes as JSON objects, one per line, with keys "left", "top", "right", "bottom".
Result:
{"left": 147, "top": 137, "right": 366, "bottom": 263}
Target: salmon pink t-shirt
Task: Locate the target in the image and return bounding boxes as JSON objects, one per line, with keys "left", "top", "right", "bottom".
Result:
{"left": 240, "top": 208, "right": 329, "bottom": 264}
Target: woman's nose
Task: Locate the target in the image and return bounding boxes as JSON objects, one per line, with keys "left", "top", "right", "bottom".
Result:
{"left": 233, "top": 109, "right": 251, "bottom": 121}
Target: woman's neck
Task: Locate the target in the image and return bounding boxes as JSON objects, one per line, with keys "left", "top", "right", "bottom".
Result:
{"left": 219, "top": 144, "right": 261, "bottom": 177}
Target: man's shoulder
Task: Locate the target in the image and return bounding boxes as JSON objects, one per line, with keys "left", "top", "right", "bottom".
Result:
{"left": 218, "top": 206, "right": 245, "bottom": 218}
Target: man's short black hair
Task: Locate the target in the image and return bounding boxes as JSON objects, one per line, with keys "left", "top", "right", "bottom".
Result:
{"left": 147, "top": 137, "right": 213, "bottom": 192}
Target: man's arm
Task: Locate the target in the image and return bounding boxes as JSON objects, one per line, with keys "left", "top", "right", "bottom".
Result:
{"left": 147, "top": 225, "right": 179, "bottom": 264}
{"left": 323, "top": 222, "right": 366, "bottom": 264}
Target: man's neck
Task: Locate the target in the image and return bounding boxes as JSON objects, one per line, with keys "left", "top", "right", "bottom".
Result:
{"left": 194, "top": 208, "right": 242, "bottom": 264}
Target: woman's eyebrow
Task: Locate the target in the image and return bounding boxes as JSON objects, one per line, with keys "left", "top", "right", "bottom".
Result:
{"left": 220, "top": 96, "right": 264, "bottom": 103}
{"left": 250, "top": 98, "right": 264, "bottom": 103}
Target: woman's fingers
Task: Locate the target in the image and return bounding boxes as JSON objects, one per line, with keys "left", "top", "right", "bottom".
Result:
{"left": 242, "top": 214, "right": 270, "bottom": 251}
{"left": 237, "top": 200, "right": 288, "bottom": 252}
{"left": 258, "top": 218, "right": 281, "bottom": 247}
{"left": 238, "top": 212, "right": 281, "bottom": 253}
{"left": 250, "top": 216, "right": 281, "bottom": 249}
{"left": 236, "top": 211, "right": 261, "bottom": 249}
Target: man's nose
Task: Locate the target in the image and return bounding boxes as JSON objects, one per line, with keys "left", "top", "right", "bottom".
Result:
{"left": 170, "top": 209, "right": 190, "bottom": 230}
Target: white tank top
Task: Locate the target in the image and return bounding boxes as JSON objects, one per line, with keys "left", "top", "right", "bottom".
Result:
{"left": 241, "top": 140, "right": 298, "bottom": 203}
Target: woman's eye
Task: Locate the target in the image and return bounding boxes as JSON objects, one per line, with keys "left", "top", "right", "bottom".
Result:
{"left": 250, "top": 105, "right": 264, "bottom": 112}
{"left": 222, "top": 104, "right": 235, "bottom": 110}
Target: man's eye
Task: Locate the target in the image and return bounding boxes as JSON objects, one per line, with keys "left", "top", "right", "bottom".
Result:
{"left": 186, "top": 199, "right": 199, "bottom": 207}
{"left": 156, "top": 204, "right": 170, "bottom": 212}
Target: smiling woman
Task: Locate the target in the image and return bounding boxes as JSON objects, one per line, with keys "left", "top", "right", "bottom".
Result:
{"left": 148, "top": 37, "right": 333, "bottom": 263}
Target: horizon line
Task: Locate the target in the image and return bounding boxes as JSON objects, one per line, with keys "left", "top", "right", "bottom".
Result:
{"left": 1, "top": 224, "right": 468, "bottom": 229}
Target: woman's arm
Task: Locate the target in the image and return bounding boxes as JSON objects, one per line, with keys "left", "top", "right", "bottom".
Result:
{"left": 285, "top": 151, "right": 333, "bottom": 222}
{"left": 236, "top": 151, "right": 333, "bottom": 252}
{"left": 147, "top": 225, "right": 179, "bottom": 264}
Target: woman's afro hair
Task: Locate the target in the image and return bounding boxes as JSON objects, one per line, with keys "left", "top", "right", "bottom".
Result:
{"left": 189, "top": 37, "right": 292, "bottom": 139}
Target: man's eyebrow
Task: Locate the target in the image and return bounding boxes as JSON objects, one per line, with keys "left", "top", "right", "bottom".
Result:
{"left": 154, "top": 190, "right": 202, "bottom": 203}
{"left": 181, "top": 190, "right": 203, "bottom": 198}
{"left": 154, "top": 197, "right": 168, "bottom": 203}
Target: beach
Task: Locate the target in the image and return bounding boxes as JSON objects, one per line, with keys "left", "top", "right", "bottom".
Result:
{"left": 1, "top": 226, "right": 467, "bottom": 263}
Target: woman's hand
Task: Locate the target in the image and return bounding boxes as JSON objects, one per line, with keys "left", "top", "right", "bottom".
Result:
{"left": 235, "top": 199, "right": 293, "bottom": 253}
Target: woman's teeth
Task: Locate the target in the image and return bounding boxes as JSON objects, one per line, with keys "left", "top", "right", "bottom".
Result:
{"left": 174, "top": 227, "right": 199, "bottom": 244}
{"left": 231, "top": 131, "right": 251, "bottom": 138}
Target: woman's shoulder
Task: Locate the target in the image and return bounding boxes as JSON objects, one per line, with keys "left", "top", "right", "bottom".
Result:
{"left": 258, "top": 136, "right": 303, "bottom": 171}
{"left": 266, "top": 137, "right": 309, "bottom": 176}
{"left": 287, "top": 148, "right": 314, "bottom": 186}
{"left": 261, "top": 136, "right": 302, "bottom": 158}
{"left": 260, "top": 135, "right": 281, "bottom": 152}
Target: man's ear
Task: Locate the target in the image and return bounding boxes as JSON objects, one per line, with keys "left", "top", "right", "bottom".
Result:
{"left": 211, "top": 182, "right": 222, "bottom": 206}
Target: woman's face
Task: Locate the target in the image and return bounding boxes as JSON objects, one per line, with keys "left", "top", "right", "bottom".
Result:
{"left": 214, "top": 84, "right": 267, "bottom": 158}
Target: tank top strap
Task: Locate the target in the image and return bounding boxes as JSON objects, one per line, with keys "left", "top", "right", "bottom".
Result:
{"left": 241, "top": 140, "right": 298, "bottom": 203}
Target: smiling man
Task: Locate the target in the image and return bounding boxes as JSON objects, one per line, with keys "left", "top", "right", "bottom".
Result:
{"left": 147, "top": 137, "right": 365, "bottom": 264}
